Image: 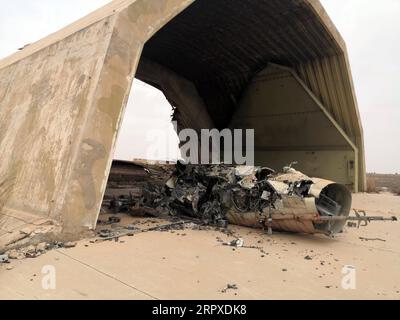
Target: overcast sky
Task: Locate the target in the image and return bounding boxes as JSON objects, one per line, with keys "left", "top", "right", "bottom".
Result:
{"left": 0, "top": 0, "right": 399, "bottom": 173}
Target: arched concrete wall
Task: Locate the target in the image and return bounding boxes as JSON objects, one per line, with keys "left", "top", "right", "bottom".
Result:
{"left": 0, "top": 0, "right": 194, "bottom": 236}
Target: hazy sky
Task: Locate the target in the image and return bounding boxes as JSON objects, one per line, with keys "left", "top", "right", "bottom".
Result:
{"left": 0, "top": 0, "right": 399, "bottom": 173}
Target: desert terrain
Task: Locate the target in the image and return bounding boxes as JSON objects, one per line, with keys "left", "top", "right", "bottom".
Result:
{"left": 367, "top": 173, "right": 400, "bottom": 195}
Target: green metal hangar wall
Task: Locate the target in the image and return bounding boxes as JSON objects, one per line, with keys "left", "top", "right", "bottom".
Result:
{"left": 0, "top": 0, "right": 366, "bottom": 237}
{"left": 139, "top": 0, "right": 366, "bottom": 192}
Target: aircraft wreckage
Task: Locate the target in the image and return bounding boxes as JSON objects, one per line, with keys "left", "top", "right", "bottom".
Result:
{"left": 105, "top": 162, "right": 397, "bottom": 237}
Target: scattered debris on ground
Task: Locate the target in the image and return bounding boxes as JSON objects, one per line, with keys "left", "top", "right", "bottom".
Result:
{"left": 102, "top": 162, "right": 397, "bottom": 238}
{"left": 108, "top": 216, "right": 121, "bottom": 224}
{"left": 220, "top": 239, "right": 268, "bottom": 256}
{"left": 22, "top": 244, "right": 47, "bottom": 258}
{"left": 0, "top": 219, "right": 61, "bottom": 255}
{"left": 359, "top": 237, "right": 386, "bottom": 242}
{"left": 229, "top": 238, "right": 244, "bottom": 247}
{"left": 96, "top": 221, "right": 195, "bottom": 242}
{"left": 221, "top": 283, "right": 238, "bottom": 293}
{"left": 3, "top": 190, "right": 400, "bottom": 299}
{"left": 2, "top": 241, "right": 84, "bottom": 262}
{"left": 2, "top": 161, "right": 397, "bottom": 262}
{"left": 7, "top": 249, "right": 25, "bottom": 260}
{"left": 64, "top": 242, "right": 77, "bottom": 248}
{"left": 0, "top": 254, "right": 9, "bottom": 263}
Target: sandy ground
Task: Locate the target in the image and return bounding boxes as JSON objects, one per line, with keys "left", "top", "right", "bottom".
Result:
{"left": 1, "top": 193, "right": 400, "bottom": 300}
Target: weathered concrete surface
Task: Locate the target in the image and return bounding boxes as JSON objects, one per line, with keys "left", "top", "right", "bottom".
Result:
{"left": 0, "top": 0, "right": 193, "bottom": 244}
{"left": 0, "top": 16, "right": 115, "bottom": 238}
{"left": 1, "top": 193, "right": 399, "bottom": 300}
{"left": 0, "top": 0, "right": 366, "bottom": 243}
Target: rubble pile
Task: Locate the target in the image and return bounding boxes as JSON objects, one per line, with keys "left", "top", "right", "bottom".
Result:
{"left": 103, "top": 160, "right": 174, "bottom": 212}
{"left": 104, "top": 161, "right": 397, "bottom": 237}
{"left": 126, "top": 163, "right": 352, "bottom": 236}
{"left": 142, "top": 164, "right": 281, "bottom": 222}
{"left": 0, "top": 241, "right": 77, "bottom": 263}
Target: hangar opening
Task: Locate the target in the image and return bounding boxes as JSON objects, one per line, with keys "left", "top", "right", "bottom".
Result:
{"left": 108, "top": 0, "right": 363, "bottom": 192}
{"left": 101, "top": 0, "right": 362, "bottom": 224}
{"left": 102, "top": 78, "right": 180, "bottom": 212}
{"left": 113, "top": 79, "right": 181, "bottom": 163}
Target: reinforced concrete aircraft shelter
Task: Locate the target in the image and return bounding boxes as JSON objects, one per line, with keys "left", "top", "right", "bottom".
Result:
{"left": 0, "top": 0, "right": 366, "bottom": 237}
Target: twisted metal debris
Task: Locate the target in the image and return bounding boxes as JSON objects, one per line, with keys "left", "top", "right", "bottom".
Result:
{"left": 108, "top": 162, "right": 396, "bottom": 237}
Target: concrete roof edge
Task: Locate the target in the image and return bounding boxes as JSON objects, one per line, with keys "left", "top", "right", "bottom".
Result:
{"left": 305, "top": 0, "right": 347, "bottom": 53}
{"left": 0, "top": 0, "right": 134, "bottom": 70}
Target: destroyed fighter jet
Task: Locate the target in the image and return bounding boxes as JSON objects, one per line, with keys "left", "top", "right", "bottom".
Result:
{"left": 130, "top": 163, "right": 396, "bottom": 237}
